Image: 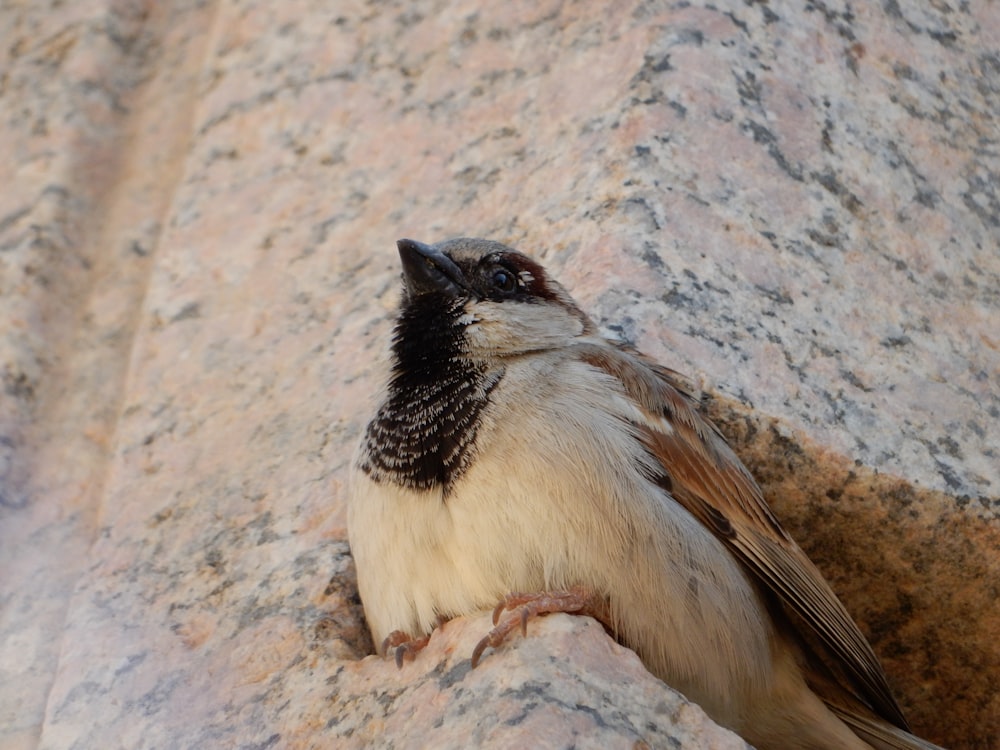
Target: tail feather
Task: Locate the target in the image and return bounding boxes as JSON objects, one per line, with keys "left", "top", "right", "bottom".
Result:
{"left": 827, "top": 704, "right": 947, "bottom": 750}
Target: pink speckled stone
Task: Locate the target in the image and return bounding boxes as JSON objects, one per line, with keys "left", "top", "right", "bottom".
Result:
{"left": 330, "top": 614, "right": 749, "bottom": 750}
{"left": 1, "top": 1, "right": 996, "bottom": 749}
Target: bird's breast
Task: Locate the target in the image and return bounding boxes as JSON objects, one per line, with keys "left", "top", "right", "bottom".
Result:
{"left": 350, "top": 352, "right": 775, "bottom": 718}
{"left": 357, "top": 361, "right": 503, "bottom": 493}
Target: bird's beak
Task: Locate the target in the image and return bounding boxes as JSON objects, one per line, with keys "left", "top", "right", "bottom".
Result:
{"left": 397, "top": 239, "right": 470, "bottom": 298}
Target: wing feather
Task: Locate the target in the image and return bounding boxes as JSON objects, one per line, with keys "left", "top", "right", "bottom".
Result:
{"left": 576, "top": 341, "right": 909, "bottom": 730}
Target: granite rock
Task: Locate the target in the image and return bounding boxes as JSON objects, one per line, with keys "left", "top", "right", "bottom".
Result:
{"left": 0, "top": 1, "right": 996, "bottom": 749}
{"left": 328, "top": 614, "right": 749, "bottom": 750}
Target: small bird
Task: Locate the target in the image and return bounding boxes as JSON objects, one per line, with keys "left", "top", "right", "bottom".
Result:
{"left": 349, "top": 237, "right": 943, "bottom": 750}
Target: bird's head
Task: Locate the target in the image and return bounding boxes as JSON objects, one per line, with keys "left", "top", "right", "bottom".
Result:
{"left": 394, "top": 237, "right": 594, "bottom": 366}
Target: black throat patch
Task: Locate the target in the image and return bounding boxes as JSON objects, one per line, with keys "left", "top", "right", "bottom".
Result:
{"left": 360, "top": 293, "right": 501, "bottom": 493}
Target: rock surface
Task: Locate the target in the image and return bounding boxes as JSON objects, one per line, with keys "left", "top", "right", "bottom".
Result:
{"left": 1, "top": 1, "right": 996, "bottom": 749}
{"left": 329, "top": 614, "right": 750, "bottom": 750}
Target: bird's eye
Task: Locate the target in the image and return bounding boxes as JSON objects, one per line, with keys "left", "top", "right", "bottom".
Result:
{"left": 491, "top": 267, "right": 518, "bottom": 293}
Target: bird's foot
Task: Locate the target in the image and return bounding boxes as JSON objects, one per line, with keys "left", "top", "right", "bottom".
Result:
{"left": 382, "top": 630, "right": 432, "bottom": 668}
{"left": 471, "top": 585, "right": 603, "bottom": 667}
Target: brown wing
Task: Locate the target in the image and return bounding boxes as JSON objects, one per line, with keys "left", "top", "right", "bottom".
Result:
{"left": 576, "top": 341, "right": 909, "bottom": 730}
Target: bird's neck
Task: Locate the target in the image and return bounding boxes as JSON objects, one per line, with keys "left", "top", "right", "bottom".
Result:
{"left": 360, "top": 301, "right": 501, "bottom": 493}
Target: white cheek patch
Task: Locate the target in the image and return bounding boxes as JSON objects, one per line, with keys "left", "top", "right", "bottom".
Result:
{"left": 463, "top": 301, "right": 585, "bottom": 356}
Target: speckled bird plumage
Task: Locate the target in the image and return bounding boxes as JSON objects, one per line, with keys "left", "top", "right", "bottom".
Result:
{"left": 348, "top": 237, "right": 943, "bottom": 750}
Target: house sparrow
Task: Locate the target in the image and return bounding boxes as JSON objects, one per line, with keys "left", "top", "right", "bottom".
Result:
{"left": 348, "top": 238, "right": 943, "bottom": 750}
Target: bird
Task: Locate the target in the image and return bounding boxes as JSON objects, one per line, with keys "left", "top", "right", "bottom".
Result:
{"left": 348, "top": 237, "right": 943, "bottom": 750}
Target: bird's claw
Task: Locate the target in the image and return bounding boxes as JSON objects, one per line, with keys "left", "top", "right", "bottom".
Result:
{"left": 472, "top": 587, "right": 597, "bottom": 668}
{"left": 382, "top": 630, "right": 431, "bottom": 668}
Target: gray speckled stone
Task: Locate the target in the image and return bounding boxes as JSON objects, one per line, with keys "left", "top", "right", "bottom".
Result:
{"left": 1, "top": 1, "right": 995, "bottom": 749}
{"left": 327, "top": 614, "right": 750, "bottom": 750}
